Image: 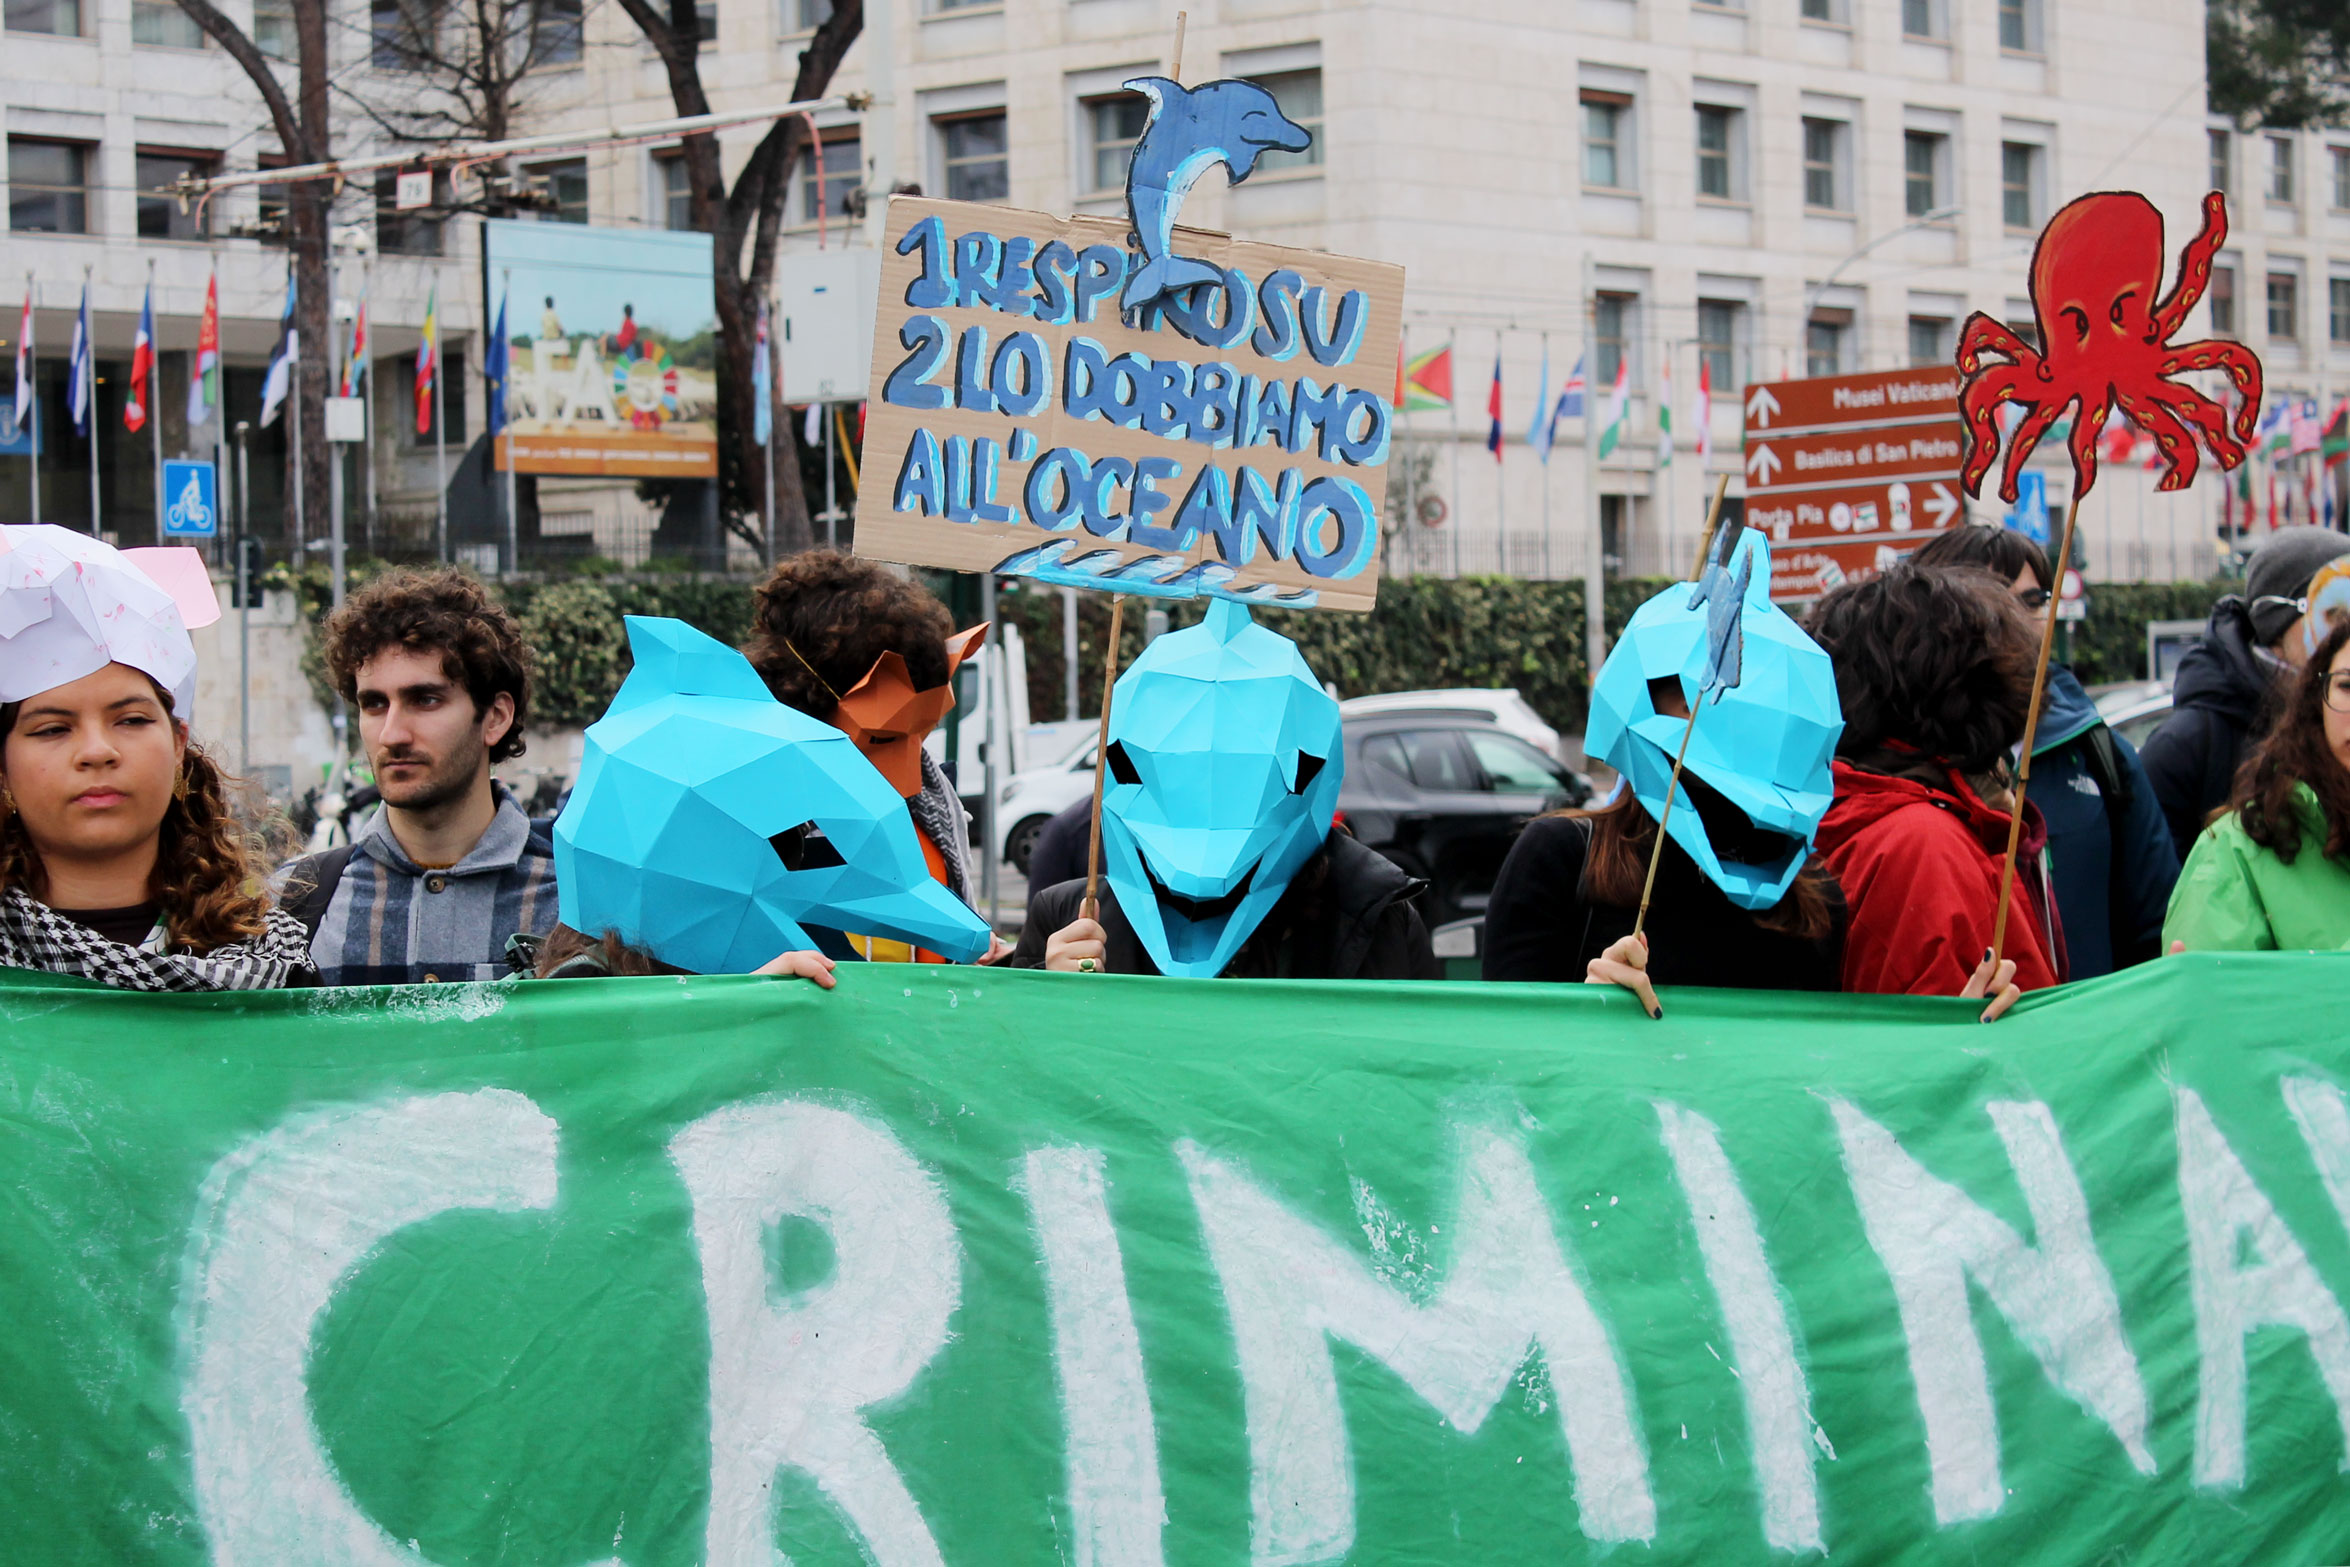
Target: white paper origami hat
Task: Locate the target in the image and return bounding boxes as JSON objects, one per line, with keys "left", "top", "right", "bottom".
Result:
{"left": 0, "top": 525, "right": 222, "bottom": 720}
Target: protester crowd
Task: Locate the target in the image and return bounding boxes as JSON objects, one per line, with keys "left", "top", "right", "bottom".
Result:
{"left": 4, "top": 520, "right": 2349, "bottom": 1009}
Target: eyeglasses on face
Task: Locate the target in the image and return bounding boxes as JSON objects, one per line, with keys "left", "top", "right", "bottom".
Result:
{"left": 2018, "top": 587, "right": 2052, "bottom": 611}
{"left": 2325, "top": 671, "right": 2350, "bottom": 714}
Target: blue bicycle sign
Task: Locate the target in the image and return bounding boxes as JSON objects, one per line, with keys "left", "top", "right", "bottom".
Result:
{"left": 161, "top": 460, "right": 219, "bottom": 539}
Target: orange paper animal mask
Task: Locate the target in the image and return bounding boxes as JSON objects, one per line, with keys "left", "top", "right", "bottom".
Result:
{"left": 832, "top": 623, "right": 989, "bottom": 797}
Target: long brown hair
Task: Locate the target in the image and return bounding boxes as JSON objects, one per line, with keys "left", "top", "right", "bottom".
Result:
{"left": 533, "top": 922, "right": 683, "bottom": 977}
{"left": 0, "top": 683, "right": 275, "bottom": 954}
{"left": 2232, "top": 616, "right": 2350, "bottom": 864}
{"left": 1561, "top": 789, "right": 1840, "bottom": 944}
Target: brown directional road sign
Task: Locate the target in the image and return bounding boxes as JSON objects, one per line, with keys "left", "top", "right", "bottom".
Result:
{"left": 1741, "top": 367, "right": 1967, "bottom": 601}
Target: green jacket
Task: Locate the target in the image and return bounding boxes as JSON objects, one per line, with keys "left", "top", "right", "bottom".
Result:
{"left": 2164, "top": 784, "right": 2350, "bottom": 951}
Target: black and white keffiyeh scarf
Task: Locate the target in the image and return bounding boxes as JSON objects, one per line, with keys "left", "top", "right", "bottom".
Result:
{"left": 0, "top": 887, "right": 317, "bottom": 992}
{"left": 910, "top": 749, "right": 976, "bottom": 908}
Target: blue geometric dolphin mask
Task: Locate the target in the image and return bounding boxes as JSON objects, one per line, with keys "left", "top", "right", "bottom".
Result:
{"left": 554, "top": 616, "right": 993, "bottom": 972}
{"left": 1584, "top": 532, "right": 1844, "bottom": 911}
{"left": 1101, "top": 599, "right": 1341, "bottom": 977}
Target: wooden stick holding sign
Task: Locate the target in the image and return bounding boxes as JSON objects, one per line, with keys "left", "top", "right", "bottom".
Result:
{"left": 1989, "top": 494, "right": 2082, "bottom": 967}
{"left": 1633, "top": 473, "right": 1737, "bottom": 943}
{"left": 1080, "top": 595, "right": 1128, "bottom": 927}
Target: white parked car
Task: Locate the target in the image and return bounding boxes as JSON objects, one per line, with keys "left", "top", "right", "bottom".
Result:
{"left": 1337, "top": 688, "right": 1565, "bottom": 761}
{"left": 993, "top": 730, "right": 1101, "bottom": 873}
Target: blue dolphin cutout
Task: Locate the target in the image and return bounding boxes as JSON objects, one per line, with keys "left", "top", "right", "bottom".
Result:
{"left": 1119, "top": 75, "right": 1312, "bottom": 314}
{"left": 1685, "top": 520, "right": 1753, "bottom": 698}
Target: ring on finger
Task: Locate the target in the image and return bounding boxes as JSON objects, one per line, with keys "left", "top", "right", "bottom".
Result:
{"left": 1078, "top": 957, "right": 1098, "bottom": 973}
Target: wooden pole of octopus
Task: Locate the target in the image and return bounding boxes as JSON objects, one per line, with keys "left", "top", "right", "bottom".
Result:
{"left": 1080, "top": 595, "right": 1129, "bottom": 924}
{"left": 1990, "top": 494, "right": 2083, "bottom": 967}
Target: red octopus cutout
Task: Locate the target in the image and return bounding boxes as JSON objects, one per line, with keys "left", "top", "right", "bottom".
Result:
{"left": 1957, "top": 190, "right": 2263, "bottom": 503}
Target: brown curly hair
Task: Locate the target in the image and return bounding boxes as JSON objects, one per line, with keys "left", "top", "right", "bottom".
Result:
{"left": 0, "top": 684, "right": 275, "bottom": 954}
{"left": 2232, "top": 616, "right": 2350, "bottom": 865}
{"left": 322, "top": 566, "right": 532, "bottom": 762}
{"left": 1805, "top": 563, "right": 2039, "bottom": 777}
{"left": 742, "top": 551, "right": 954, "bottom": 719}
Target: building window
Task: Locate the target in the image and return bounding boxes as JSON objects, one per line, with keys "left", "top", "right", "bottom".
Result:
{"left": 692, "top": 0, "right": 714, "bottom": 44}
{"left": 374, "top": 170, "right": 445, "bottom": 254}
{"left": 2209, "top": 130, "right": 2231, "bottom": 201}
{"left": 1697, "top": 299, "right": 1742, "bottom": 392}
{"left": 1695, "top": 105, "right": 1737, "bottom": 200}
{"left": 1907, "top": 316, "right": 1951, "bottom": 368}
{"left": 2332, "top": 277, "right": 2350, "bottom": 344}
{"left": 1583, "top": 92, "right": 1631, "bottom": 190}
{"left": 406, "top": 348, "right": 466, "bottom": 446}
{"left": 1805, "top": 312, "right": 1849, "bottom": 378}
{"left": 1903, "top": 131, "right": 1945, "bottom": 219}
{"left": 133, "top": 0, "right": 203, "bottom": 46}
{"left": 2270, "top": 136, "right": 2295, "bottom": 204}
{"left": 9, "top": 139, "right": 89, "bottom": 234}
{"left": 1802, "top": 117, "right": 1845, "bottom": 211}
{"left": 528, "top": 157, "right": 588, "bottom": 222}
{"left": 4, "top": 0, "right": 80, "bottom": 34}
{"left": 2005, "top": 307, "right": 2040, "bottom": 353}
{"left": 653, "top": 151, "right": 694, "bottom": 230}
{"left": 1799, "top": 0, "right": 1836, "bottom": 17}
{"left": 253, "top": 155, "right": 289, "bottom": 238}
{"left": 1595, "top": 293, "right": 1635, "bottom": 386}
{"left": 2211, "top": 264, "right": 2236, "bottom": 336}
{"left": 2268, "top": 271, "right": 2298, "bottom": 339}
{"left": 782, "top": 0, "right": 830, "bottom": 28}
{"left": 1901, "top": 0, "right": 1942, "bottom": 38}
{"left": 937, "top": 113, "right": 1007, "bottom": 203}
{"left": 1244, "top": 69, "right": 1322, "bottom": 175}
{"left": 136, "top": 151, "right": 214, "bottom": 239}
{"left": 2001, "top": 141, "right": 2040, "bottom": 230}
{"left": 531, "top": 0, "right": 580, "bottom": 62}
{"left": 370, "top": 0, "right": 438, "bottom": 69}
{"left": 1084, "top": 94, "right": 1148, "bottom": 194}
{"left": 2332, "top": 146, "right": 2350, "bottom": 211}
{"left": 933, "top": 0, "right": 992, "bottom": 9}
{"left": 1998, "top": 0, "right": 2037, "bottom": 51}
{"left": 797, "top": 130, "right": 859, "bottom": 223}
{"left": 253, "top": 0, "right": 291, "bottom": 54}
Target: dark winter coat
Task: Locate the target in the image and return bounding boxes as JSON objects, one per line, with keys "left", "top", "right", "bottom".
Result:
{"left": 1480, "top": 813, "right": 1844, "bottom": 990}
{"left": 1011, "top": 829, "right": 1439, "bottom": 979}
{"left": 2026, "top": 666, "right": 2180, "bottom": 976}
{"left": 2140, "top": 597, "right": 2285, "bottom": 859}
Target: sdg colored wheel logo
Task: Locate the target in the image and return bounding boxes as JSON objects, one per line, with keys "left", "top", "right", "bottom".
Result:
{"left": 614, "top": 345, "right": 682, "bottom": 430}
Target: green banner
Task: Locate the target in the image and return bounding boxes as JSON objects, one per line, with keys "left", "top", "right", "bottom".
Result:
{"left": 7, "top": 957, "right": 2350, "bottom": 1564}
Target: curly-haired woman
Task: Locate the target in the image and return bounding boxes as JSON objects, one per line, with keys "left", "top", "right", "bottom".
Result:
{"left": 0, "top": 664, "right": 314, "bottom": 991}
{"left": 742, "top": 550, "right": 1000, "bottom": 962}
{"left": 2166, "top": 616, "right": 2350, "bottom": 951}
{"left": 1805, "top": 563, "right": 2062, "bottom": 1007}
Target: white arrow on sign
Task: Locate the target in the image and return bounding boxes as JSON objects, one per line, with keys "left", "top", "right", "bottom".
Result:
{"left": 1746, "top": 442, "right": 1782, "bottom": 484}
{"left": 1924, "top": 480, "right": 1958, "bottom": 528}
{"left": 1745, "top": 385, "right": 1782, "bottom": 427}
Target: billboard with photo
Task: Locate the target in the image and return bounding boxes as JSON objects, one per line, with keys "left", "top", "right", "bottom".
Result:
{"left": 483, "top": 218, "right": 718, "bottom": 479}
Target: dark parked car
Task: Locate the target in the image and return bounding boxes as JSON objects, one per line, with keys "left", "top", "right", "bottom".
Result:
{"left": 1340, "top": 715, "right": 1592, "bottom": 928}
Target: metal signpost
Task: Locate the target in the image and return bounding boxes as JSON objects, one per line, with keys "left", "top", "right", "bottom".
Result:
{"left": 1739, "top": 365, "right": 1966, "bottom": 602}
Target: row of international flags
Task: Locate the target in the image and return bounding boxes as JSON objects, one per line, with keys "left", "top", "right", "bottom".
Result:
{"left": 8, "top": 267, "right": 442, "bottom": 447}
{"left": 1393, "top": 339, "right": 1713, "bottom": 473}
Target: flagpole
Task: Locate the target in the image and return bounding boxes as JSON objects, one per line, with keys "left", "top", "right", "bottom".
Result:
{"left": 147, "top": 260, "right": 163, "bottom": 546}
{"left": 1447, "top": 336, "right": 1461, "bottom": 579}
{"left": 433, "top": 306, "right": 448, "bottom": 566}
{"left": 1581, "top": 253, "right": 1605, "bottom": 686}
{"left": 1493, "top": 330, "right": 1506, "bottom": 572}
{"left": 763, "top": 295, "right": 778, "bottom": 567}
{"left": 1539, "top": 330, "right": 1552, "bottom": 581}
{"left": 26, "top": 272, "right": 38, "bottom": 529}
{"left": 1663, "top": 340, "right": 1676, "bottom": 579}
{"left": 362, "top": 255, "right": 377, "bottom": 557}
{"left": 84, "top": 266, "right": 99, "bottom": 537}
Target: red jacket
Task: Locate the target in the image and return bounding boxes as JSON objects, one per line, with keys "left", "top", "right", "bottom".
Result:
{"left": 1814, "top": 760, "right": 2065, "bottom": 997}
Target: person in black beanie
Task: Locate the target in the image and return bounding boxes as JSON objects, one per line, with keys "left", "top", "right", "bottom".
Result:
{"left": 2141, "top": 526, "right": 2350, "bottom": 857}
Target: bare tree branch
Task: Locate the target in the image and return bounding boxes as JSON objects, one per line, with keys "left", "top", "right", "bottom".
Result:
{"left": 169, "top": 0, "right": 311, "bottom": 159}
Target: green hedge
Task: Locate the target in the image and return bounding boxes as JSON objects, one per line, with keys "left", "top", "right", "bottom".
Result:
{"left": 270, "top": 562, "right": 2236, "bottom": 742}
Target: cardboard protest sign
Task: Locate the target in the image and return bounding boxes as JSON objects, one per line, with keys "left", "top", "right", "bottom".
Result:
{"left": 855, "top": 195, "right": 1404, "bottom": 613}
{"left": 12, "top": 958, "right": 2350, "bottom": 1563}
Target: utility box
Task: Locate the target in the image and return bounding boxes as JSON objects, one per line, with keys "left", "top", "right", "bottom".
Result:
{"left": 774, "top": 248, "right": 881, "bottom": 405}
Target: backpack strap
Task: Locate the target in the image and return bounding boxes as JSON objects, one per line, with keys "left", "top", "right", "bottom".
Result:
{"left": 278, "top": 844, "right": 356, "bottom": 942}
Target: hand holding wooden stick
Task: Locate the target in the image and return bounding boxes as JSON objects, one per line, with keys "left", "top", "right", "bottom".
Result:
{"left": 1990, "top": 496, "right": 2082, "bottom": 969}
